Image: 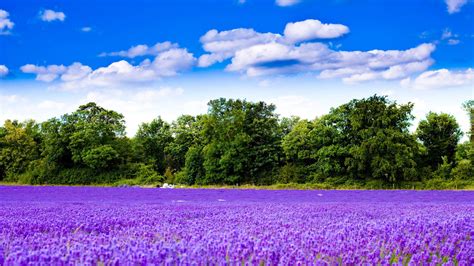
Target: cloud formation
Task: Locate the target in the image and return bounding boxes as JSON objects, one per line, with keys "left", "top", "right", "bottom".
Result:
{"left": 40, "top": 9, "right": 66, "bottom": 22}
{"left": 21, "top": 64, "right": 68, "bottom": 82}
{"left": 198, "top": 19, "right": 349, "bottom": 67}
{"left": 100, "top": 42, "right": 179, "bottom": 58}
{"left": 226, "top": 41, "right": 435, "bottom": 83}
{"left": 445, "top": 0, "right": 468, "bottom": 14}
{"left": 401, "top": 68, "right": 474, "bottom": 89}
{"left": 198, "top": 29, "right": 281, "bottom": 67}
{"left": 276, "top": 0, "right": 300, "bottom": 7}
{"left": 284, "top": 19, "right": 349, "bottom": 43}
{"left": 198, "top": 19, "right": 435, "bottom": 83}
{"left": 0, "top": 65, "right": 8, "bottom": 77}
{"left": 21, "top": 47, "right": 195, "bottom": 89}
{"left": 0, "top": 10, "right": 14, "bottom": 35}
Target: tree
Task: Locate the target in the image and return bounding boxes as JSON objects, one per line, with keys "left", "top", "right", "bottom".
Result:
{"left": 66, "top": 103, "right": 126, "bottom": 170}
{"left": 195, "top": 98, "right": 281, "bottom": 185}
{"left": 165, "top": 115, "right": 198, "bottom": 171}
{"left": 0, "top": 120, "right": 40, "bottom": 180}
{"left": 282, "top": 119, "right": 315, "bottom": 165}
{"left": 462, "top": 100, "right": 473, "bottom": 143}
{"left": 417, "top": 112, "right": 462, "bottom": 170}
{"left": 284, "top": 95, "right": 419, "bottom": 183}
{"left": 134, "top": 117, "right": 173, "bottom": 174}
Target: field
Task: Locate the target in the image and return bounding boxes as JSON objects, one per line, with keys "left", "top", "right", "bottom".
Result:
{"left": 0, "top": 186, "right": 473, "bottom": 265}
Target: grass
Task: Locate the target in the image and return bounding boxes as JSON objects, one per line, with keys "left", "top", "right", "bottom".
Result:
{"left": 1, "top": 179, "right": 473, "bottom": 190}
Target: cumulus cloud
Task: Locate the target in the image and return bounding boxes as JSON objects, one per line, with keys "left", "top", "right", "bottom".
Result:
{"left": 276, "top": 0, "right": 300, "bottom": 7}
{"left": 40, "top": 9, "right": 66, "bottom": 22}
{"left": 445, "top": 0, "right": 468, "bottom": 14}
{"left": 0, "top": 65, "right": 8, "bottom": 77}
{"left": 401, "top": 68, "right": 474, "bottom": 89}
{"left": 284, "top": 19, "right": 349, "bottom": 43}
{"left": 20, "top": 64, "right": 67, "bottom": 82}
{"left": 198, "top": 19, "right": 349, "bottom": 67}
{"left": 0, "top": 9, "right": 14, "bottom": 35}
{"left": 198, "top": 28, "right": 281, "bottom": 67}
{"left": 100, "top": 42, "right": 179, "bottom": 58}
{"left": 199, "top": 18, "right": 434, "bottom": 83}
{"left": 226, "top": 40, "right": 435, "bottom": 83}
{"left": 21, "top": 47, "right": 195, "bottom": 90}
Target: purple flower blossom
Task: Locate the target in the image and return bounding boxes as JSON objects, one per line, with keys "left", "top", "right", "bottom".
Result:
{"left": 0, "top": 186, "right": 472, "bottom": 264}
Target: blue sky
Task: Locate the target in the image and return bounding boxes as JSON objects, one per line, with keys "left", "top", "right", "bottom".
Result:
{"left": 0, "top": 0, "right": 472, "bottom": 136}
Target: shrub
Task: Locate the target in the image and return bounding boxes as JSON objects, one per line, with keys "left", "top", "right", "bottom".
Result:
{"left": 451, "top": 159, "right": 473, "bottom": 180}
{"left": 277, "top": 163, "right": 306, "bottom": 183}
{"left": 134, "top": 163, "right": 164, "bottom": 185}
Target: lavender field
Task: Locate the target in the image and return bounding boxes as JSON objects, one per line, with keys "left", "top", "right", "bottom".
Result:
{"left": 0, "top": 186, "right": 473, "bottom": 265}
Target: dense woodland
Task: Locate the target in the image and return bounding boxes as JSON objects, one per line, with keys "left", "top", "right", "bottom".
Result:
{"left": 0, "top": 95, "right": 472, "bottom": 188}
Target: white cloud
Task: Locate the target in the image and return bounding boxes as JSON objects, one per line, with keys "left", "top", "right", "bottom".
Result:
{"left": 100, "top": 42, "right": 179, "bottom": 58}
{"left": 0, "top": 65, "right": 8, "bottom": 76}
{"left": 276, "top": 0, "right": 300, "bottom": 7}
{"left": 226, "top": 40, "right": 435, "bottom": 82}
{"left": 81, "top": 27, "right": 92, "bottom": 32}
{"left": 440, "top": 28, "right": 461, "bottom": 45}
{"left": 284, "top": 19, "right": 349, "bottom": 43}
{"left": 401, "top": 68, "right": 474, "bottom": 89}
{"left": 21, "top": 47, "right": 195, "bottom": 90}
{"left": 448, "top": 39, "right": 460, "bottom": 45}
{"left": 441, "top": 28, "right": 453, "bottom": 40}
{"left": 0, "top": 9, "right": 14, "bottom": 35}
{"left": 445, "top": 0, "right": 468, "bottom": 14}
{"left": 40, "top": 9, "right": 66, "bottom": 22}
{"left": 198, "top": 19, "right": 349, "bottom": 67}
{"left": 198, "top": 28, "right": 281, "bottom": 67}
{"left": 60, "top": 62, "right": 93, "bottom": 81}
{"left": 20, "top": 64, "right": 67, "bottom": 82}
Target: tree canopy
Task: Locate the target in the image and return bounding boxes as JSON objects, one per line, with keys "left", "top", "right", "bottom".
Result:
{"left": 0, "top": 96, "right": 472, "bottom": 187}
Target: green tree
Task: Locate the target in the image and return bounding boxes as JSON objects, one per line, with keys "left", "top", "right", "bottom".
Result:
{"left": 417, "top": 112, "right": 462, "bottom": 170}
{"left": 134, "top": 117, "right": 173, "bottom": 174}
{"left": 462, "top": 100, "right": 473, "bottom": 143}
{"left": 196, "top": 98, "right": 281, "bottom": 185}
{"left": 66, "top": 103, "right": 126, "bottom": 170}
{"left": 165, "top": 115, "right": 198, "bottom": 171}
{"left": 284, "top": 95, "right": 419, "bottom": 183}
{"left": 0, "top": 120, "right": 40, "bottom": 180}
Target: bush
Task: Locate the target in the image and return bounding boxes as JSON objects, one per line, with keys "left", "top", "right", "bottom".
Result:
{"left": 174, "top": 169, "right": 193, "bottom": 185}
{"left": 451, "top": 159, "right": 473, "bottom": 180}
{"left": 134, "top": 163, "right": 164, "bottom": 185}
{"left": 82, "top": 145, "right": 119, "bottom": 170}
{"left": 277, "top": 163, "right": 306, "bottom": 183}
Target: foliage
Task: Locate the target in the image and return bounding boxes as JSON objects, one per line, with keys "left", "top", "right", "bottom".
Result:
{"left": 0, "top": 96, "right": 472, "bottom": 186}
{"left": 416, "top": 112, "right": 462, "bottom": 169}
{"left": 197, "top": 98, "right": 281, "bottom": 185}
{"left": 0, "top": 120, "right": 40, "bottom": 180}
{"left": 134, "top": 117, "right": 172, "bottom": 174}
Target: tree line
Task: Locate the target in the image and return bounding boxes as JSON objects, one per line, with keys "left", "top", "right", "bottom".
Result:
{"left": 0, "top": 95, "right": 472, "bottom": 188}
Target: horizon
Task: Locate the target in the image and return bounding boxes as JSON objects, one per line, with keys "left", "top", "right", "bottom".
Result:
{"left": 0, "top": 0, "right": 472, "bottom": 137}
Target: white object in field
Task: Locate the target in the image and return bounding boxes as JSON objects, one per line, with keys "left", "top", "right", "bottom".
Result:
{"left": 161, "top": 183, "right": 175, "bottom": 189}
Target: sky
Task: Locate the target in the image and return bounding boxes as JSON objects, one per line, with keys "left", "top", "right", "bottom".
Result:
{"left": 0, "top": 0, "right": 473, "bottom": 136}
